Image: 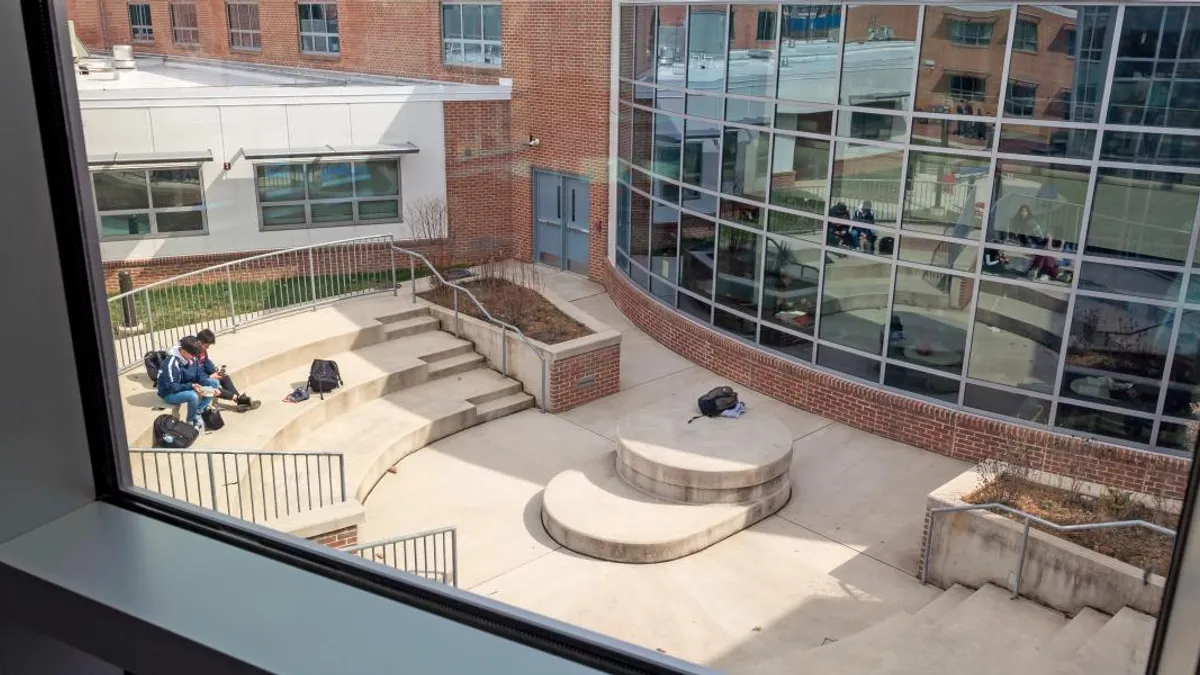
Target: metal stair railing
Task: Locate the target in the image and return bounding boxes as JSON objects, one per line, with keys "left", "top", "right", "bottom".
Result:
{"left": 922, "top": 502, "right": 1177, "bottom": 599}
{"left": 393, "top": 245, "right": 549, "bottom": 412}
{"left": 347, "top": 526, "right": 458, "bottom": 587}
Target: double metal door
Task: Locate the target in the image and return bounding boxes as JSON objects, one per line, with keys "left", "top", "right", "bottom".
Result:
{"left": 534, "top": 170, "right": 589, "bottom": 274}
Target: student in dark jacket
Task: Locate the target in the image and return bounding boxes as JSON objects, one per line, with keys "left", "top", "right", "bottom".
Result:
{"left": 196, "top": 329, "right": 261, "bottom": 412}
{"left": 156, "top": 336, "right": 216, "bottom": 429}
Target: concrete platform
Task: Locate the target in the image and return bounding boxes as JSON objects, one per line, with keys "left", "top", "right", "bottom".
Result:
{"left": 541, "top": 453, "right": 790, "bottom": 564}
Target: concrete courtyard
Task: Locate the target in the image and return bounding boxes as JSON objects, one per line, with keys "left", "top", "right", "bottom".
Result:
{"left": 358, "top": 269, "right": 969, "bottom": 672}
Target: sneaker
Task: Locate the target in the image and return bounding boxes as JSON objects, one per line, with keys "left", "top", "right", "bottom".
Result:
{"left": 191, "top": 418, "right": 205, "bottom": 433}
{"left": 235, "top": 394, "right": 262, "bottom": 413}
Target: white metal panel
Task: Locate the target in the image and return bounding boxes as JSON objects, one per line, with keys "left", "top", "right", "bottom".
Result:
{"left": 148, "top": 107, "right": 221, "bottom": 154}
{"left": 79, "top": 108, "right": 153, "bottom": 155}
{"left": 285, "top": 104, "right": 351, "bottom": 147}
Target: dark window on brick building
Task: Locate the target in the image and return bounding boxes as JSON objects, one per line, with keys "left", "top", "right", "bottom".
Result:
{"left": 298, "top": 2, "right": 340, "bottom": 55}
{"left": 442, "top": 2, "right": 502, "bottom": 67}
{"left": 949, "top": 19, "right": 992, "bottom": 46}
{"left": 1005, "top": 80, "right": 1038, "bottom": 116}
{"left": 169, "top": 1, "right": 199, "bottom": 45}
{"left": 226, "top": 0, "right": 261, "bottom": 49}
{"left": 1014, "top": 18, "right": 1038, "bottom": 52}
{"left": 128, "top": 3, "right": 153, "bottom": 42}
{"left": 756, "top": 10, "right": 777, "bottom": 42}
{"left": 949, "top": 74, "right": 986, "bottom": 102}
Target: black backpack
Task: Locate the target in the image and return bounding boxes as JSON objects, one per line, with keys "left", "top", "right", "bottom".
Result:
{"left": 144, "top": 350, "right": 168, "bottom": 384}
{"left": 307, "top": 359, "right": 342, "bottom": 399}
{"left": 153, "top": 414, "right": 199, "bottom": 449}
{"left": 694, "top": 386, "right": 739, "bottom": 420}
{"left": 201, "top": 407, "right": 225, "bottom": 431}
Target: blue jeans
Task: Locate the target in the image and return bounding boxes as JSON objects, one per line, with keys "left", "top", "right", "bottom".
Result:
{"left": 161, "top": 384, "right": 215, "bottom": 424}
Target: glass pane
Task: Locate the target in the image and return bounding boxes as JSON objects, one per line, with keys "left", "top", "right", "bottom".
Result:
{"left": 997, "top": 124, "right": 1096, "bottom": 160}
{"left": 262, "top": 204, "right": 307, "bottom": 227}
{"left": 156, "top": 210, "right": 204, "bottom": 233}
{"left": 629, "top": 191, "right": 650, "bottom": 269}
{"left": 632, "top": 107, "right": 653, "bottom": 172}
{"left": 678, "top": 291, "right": 713, "bottom": 322}
{"left": 482, "top": 4, "right": 501, "bottom": 41}
{"left": 714, "top": 307, "right": 757, "bottom": 340}
{"left": 725, "top": 98, "right": 773, "bottom": 126}
{"left": 656, "top": 5, "right": 686, "bottom": 87}
{"left": 760, "top": 325, "right": 814, "bottom": 362}
{"left": 903, "top": 151, "right": 989, "bottom": 238}
{"left": 635, "top": 5, "right": 657, "bottom": 83}
{"left": 1111, "top": 6, "right": 1200, "bottom": 128}
{"left": 1006, "top": 6, "right": 1116, "bottom": 122}
{"left": 682, "top": 118, "right": 720, "bottom": 192}
{"left": 650, "top": 276, "right": 676, "bottom": 305}
{"left": 820, "top": 250, "right": 891, "bottom": 354}
{"left": 653, "top": 178, "right": 679, "bottom": 204}
{"left": 652, "top": 114, "right": 683, "bottom": 180}
{"left": 727, "top": 4, "right": 778, "bottom": 98}
{"left": 714, "top": 225, "right": 762, "bottom": 313}
{"left": 838, "top": 110, "right": 906, "bottom": 143}
{"left": 300, "top": 35, "right": 314, "bottom": 52}
{"left": 1062, "top": 296, "right": 1173, "bottom": 413}
{"left": 1156, "top": 420, "right": 1198, "bottom": 453}
{"left": 775, "top": 102, "right": 834, "bottom": 135}
{"left": 442, "top": 4, "right": 462, "bottom": 39}
{"left": 1055, "top": 403, "right": 1154, "bottom": 445}
{"left": 817, "top": 344, "right": 880, "bottom": 381}
{"left": 617, "top": 184, "right": 631, "bottom": 252}
{"left": 461, "top": 4, "right": 482, "bottom": 39}
{"left": 256, "top": 164, "right": 306, "bottom": 202}
{"left": 1087, "top": 169, "right": 1200, "bottom": 265}
{"left": 763, "top": 235, "right": 820, "bottom": 334}
{"left": 650, "top": 203, "right": 680, "bottom": 282}
{"left": 687, "top": 93, "right": 723, "bottom": 119}
{"left": 358, "top": 200, "right": 399, "bottom": 220}
{"left": 769, "top": 134, "right": 828, "bottom": 215}
{"left": 353, "top": 161, "right": 400, "bottom": 197}
{"left": 767, "top": 209, "right": 823, "bottom": 243}
{"left": 963, "top": 384, "right": 1051, "bottom": 423}
{"left": 720, "top": 198, "right": 765, "bottom": 229}
{"left": 307, "top": 163, "right": 353, "bottom": 199}
{"left": 311, "top": 201, "right": 353, "bottom": 224}
{"left": 93, "top": 170, "right": 149, "bottom": 211}
{"left": 1163, "top": 310, "right": 1200, "bottom": 419}
{"left": 826, "top": 221, "right": 890, "bottom": 256}
{"left": 777, "top": 4, "right": 841, "bottom": 104}
{"left": 911, "top": 117, "right": 993, "bottom": 152}
{"left": 721, "top": 126, "right": 770, "bottom": 202}
{"left": 917, "top": 6, "right": 1011, "bottom": 115}
{"left": 687, "top": 5, "right": 727, "bottom": 92}
{"left": 100, "top": 213, "right": 150, "bottom": 237}
{"left": 1189, "top": 275, "right": 1200, "bottom": 304}
{"left": 898, "top": 235, "right": 978, "bottom": 272}
{"left": 988, "top": 159, "right": 1089, "bottom": 252}
{"left": 1078, "top": 262, "right": 1184, "bottom": 301}
{"left": 1101, "top": 131, "right": 1200, "bottom": 169}
{"left": 884, "top": 364, "right": 960, "bottom": 402}
{"left": 982, "top": 248, "right": 1074, "bottom": 285}
{"left": 830, "top": 142, "right": 902, "bottom": 226}
{"left": 840, "top": 5, "right": 919, "bottom": 109}
{"left": 969, "top": 279, "right": 1067, "bottom": 393}
{"left": 463, "top": 43, "right": 483, "bottom": 64}
{"left": 655, "top": 87, "right": 684, "bottom": 114}
{"left": 886, "top": 266, "right": 971, "bottom": 375}
{"left": 618, "top": 104, "right": 632, "bottom": 160}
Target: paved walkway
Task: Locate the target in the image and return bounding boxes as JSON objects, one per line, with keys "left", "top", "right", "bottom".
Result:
{"left": 359, "top": 269, "right": 969, "bottom": 672}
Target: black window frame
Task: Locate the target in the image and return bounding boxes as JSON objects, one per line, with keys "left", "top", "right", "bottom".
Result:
{"left": 948, "top": 73, "right": 987, "bottom": 102}
{"left": 127, "top": 1, "right": 153, "bottom": 42}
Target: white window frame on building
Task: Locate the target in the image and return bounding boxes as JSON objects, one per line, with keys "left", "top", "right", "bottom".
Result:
{"left": 89, "top": 156, "right": 210, "bottom": 241}
{"left": 441, "top": 1, "right": 502, "bottom": 68}
{"left": 128, "top": 2, "right": 154, "bottom": 42}
{"left": 226, "top": 0, "right": 262, "bottom": 50}
{"left": 169, "top": 0, "right": 200, "bottom": 45}
{"left": 298, "top": 1, "right": 340, "bottom": 55}
{"left": 251, "top": 155, "right": 409, "bottom": 231}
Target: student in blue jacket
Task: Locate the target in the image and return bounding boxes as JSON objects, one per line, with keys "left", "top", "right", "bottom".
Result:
{"left": 156, "top": 335, "right": 216, "bottom": 430}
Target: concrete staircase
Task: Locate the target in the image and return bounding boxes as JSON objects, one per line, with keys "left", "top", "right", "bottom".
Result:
{"left": 745, "top": 584, "right": 1155, "bottom": 675}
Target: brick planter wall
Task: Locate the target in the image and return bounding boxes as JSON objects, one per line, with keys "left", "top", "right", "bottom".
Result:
{"left": 606, "top": 264, "right": 1192, "bottom": 500}
{"left": 549, "top": 343, "right": 620, "bottom": 412}
{"left": 308, "top": 524, "right": 358, "bottom": 549}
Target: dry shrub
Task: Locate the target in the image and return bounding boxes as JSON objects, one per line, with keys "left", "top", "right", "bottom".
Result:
{"left": 406, "top": 197, "right": 451, "bottom": 269}
{"left": 976, "top": 426, "right": 1041, "bottom": 505}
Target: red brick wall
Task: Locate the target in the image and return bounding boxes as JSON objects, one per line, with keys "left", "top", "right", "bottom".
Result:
{"left": 443, "top": 100, "right": 514, "bottom": 263}
{"left": 548, "top": 343, "right": 620, "bottom": 412}
{"left": 606, "top": 263, "right": 1192, "bottom": 500}
{"left": 308, "top": 524, "right": 358, "bottom": 548}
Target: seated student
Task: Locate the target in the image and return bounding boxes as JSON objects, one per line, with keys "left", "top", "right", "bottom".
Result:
{"left": 157, "top": 336, "right": 217, "bottom": 430}
{"left": 196, "top": 328, "right": 261, "bottom": 412}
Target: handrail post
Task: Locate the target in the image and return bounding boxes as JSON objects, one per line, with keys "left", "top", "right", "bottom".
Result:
{"left": 451, "top": 528, "right": 459, "bottom": 588}
{"left": 206, "top": 453, "right": 217, "bottom": 512}
{"left": 308, "top": 248, "right": 318, "bottom": 311}
{"left": 1014, "top": 516, "right": 1032, "bottom": 598}
{"left": 921, "top": 512, "right": 934, "bottom": 585}
{"left": 540, "top": 357, "right": 548, "bottom": 412}
{"left": 143, "top": 292, "right": 154, "bottom": 342}
{"left": 501, "top": 325, "right": 508, "bottom": 376}
{"left": 453, "top": 287, "right": 460, "bottom": 338}
{"left": 410, "top": 256, "right": 416, "bottom": 302}
{"left": 226, "top": 267, "right": 238, "bottom": 332}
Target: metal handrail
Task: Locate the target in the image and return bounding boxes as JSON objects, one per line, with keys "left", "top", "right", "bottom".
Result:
{"left": 392, "top": 245, "right": 549, "bottom": 411}
{"left": 347, "top": 526, "right": 458, "bottom": 587}
{"left": 922, "top": 502, "right": 1177, "bottom": 599}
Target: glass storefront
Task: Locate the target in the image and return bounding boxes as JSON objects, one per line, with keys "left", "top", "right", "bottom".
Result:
{"left": 615, "top": 2, "right": 1200, "bottom": 455}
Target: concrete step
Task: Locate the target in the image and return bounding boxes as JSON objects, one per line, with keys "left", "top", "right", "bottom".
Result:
{"left": 1044, "top": 608, "right": 1110, "bottom": 660}
{"left": 1067, "top": 607, "right": 1156, "bottom": 675}
{"left": 741, "top": 611, "right": 917, "bottom": 675}
{"left": 382, "top": 314, "right": 440, "bottom": 340}
{"left": 475, "top": 392, "right": 535, "bottom": 422}
{"left": 427, "top": 352, "right": 486, "bottom": 379}
{"left": 540, "top": 452, "right": 790, "bottom": 564}
{"left": 913, "top": 584, "right": 973, "bottom": 624}
{"left": 935, "top": 583, "right": 1067, "bottom": 651}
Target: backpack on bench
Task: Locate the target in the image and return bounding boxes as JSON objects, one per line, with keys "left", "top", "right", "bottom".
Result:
{"left": 144, "top": 350, "right": 168, "bottom": 385}
{"left": 307, "top": 359, "right": 343, "bottom": 399}
{"left": 153, "top": 413, "right": 199, "bottom": 449}
{"left": 691, "top": 386, "right": 740, "bottom": 422}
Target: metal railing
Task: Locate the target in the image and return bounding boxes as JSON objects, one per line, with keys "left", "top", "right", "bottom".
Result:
{"left": 107, "top": 234, "right": 397, "bottom": 373}
{"left": 347, "top": 526, "right": 458, "bottom": 587}
{"left": 922, "top": 502, "right": 1177, "bottom": 599}
{"left": 393, "top": 245, "right": 549, "bottom": 411}
{"left": 129, "top": 448, "right": 346, "bottom": 525}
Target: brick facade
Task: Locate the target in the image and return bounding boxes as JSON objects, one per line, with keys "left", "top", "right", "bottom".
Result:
{"left": 606, "top": 263, "right": 1192, "bottom": 500}
{"left": 308, "top": 524, "right": 358, "bottom": 548}
{"left": 548, "top": 343, "right": 620, "bottom": 412}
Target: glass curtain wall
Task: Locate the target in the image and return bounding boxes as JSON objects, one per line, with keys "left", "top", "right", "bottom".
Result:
{"left": 616, "top": 2, "right": 1200, "bottom": 455}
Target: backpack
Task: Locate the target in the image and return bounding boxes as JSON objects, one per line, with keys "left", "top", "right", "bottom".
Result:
{"left": 695, "top": 386, "right": 739, "bottom": 419}
{"left": 307, "top": 359, "right": 342, "bottom": 399}
{"left": 201, "top": 407, "right": 225, "bottom": 431}
{"left": 144, "top": 350, "right": 168, "bottom": 385}
{"left": 153, "top": 413, "right": 199, "bottom": 449}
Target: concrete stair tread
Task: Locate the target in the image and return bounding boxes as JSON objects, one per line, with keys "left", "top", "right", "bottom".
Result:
{"left": 382, "top": 314, "right": 440, "bottom": 338}
{"left": 540, "top": 452, "right": 789, "bottom": 563}
{"left": 1044, "top": 608, "right": 1110, "bottom": 660}
{"left": 477, "top": 392, "right": 536, "bottom": 421}
{"left": 935, "top": 583, "right": 1067, "bottom": 650}
{"left": 912, "top": 584, "right": 972, "bottom": 624}
{"left": 1070, "top": 607, "right": 1156, "bottom": 675}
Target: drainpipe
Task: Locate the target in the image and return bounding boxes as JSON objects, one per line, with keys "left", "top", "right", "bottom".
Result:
{"left": 99, "top": 0, "right": 110, "bottom": 54}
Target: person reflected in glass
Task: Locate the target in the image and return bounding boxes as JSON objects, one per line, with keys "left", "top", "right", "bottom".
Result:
{"left": 881, "top": 314, "right": 906, "bottom": 355}
{"left": 1010, "top": 204, "right": 1044, "bottom": 248}
{"left": 853, "top": 200, "right": 876, "bottom": 225}
{"left": 983, "top": 247, "right": 1010, "bottom": 275}
{"left": 1031, "top": 236, "right": 1066, "bottom": 282}
{"left": 829, "top": 201, "right": 851, "bottom": 220}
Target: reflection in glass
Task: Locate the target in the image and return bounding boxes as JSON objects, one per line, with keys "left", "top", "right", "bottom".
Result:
{"left": 653, "top": 178, "right": 679, "bottom": 204}
{"left": 763, "top": 235, "right": 821, "bottom": 334}
{"left": 650, "top": 203, "right": 680, "bottom": 282}
{"left": 726, "top": 98, "right": 774, "bottom": 126}
{"left": 910, "top": 117, "right": 993, "bottom": 151}
{"left": 678, "top": 291, "right": 713, "bottom": 323}
{"left": 770, "top": 134, "right": 829, "bottom": 215}
{"left": 721, "top": 198, "right": 766, "bottom": 229}
{"left": 884, "top": 364, "right": 960, "bottom": 402}
{"left": 963, "top": 384, "right": 1051, "bottom": 422}
{"left": 760, "top": 325, "right": 814, "bottom": 361}
{"left": 817, "top": 344, "right": 880, "bottom": 381}
{"left": 721, "top": 126, "right": 770, "bottom": 202}
{"left": 687, "top": 5, "right": 727, "bottom": 93}
{"left": 95, "top": 170, "right": 151, "bottom": 211}
{"left": 650, "top": 276, "right": 676, "bottom": 305}
{"left": 776, "top": 102, "right": 834, "bottom": 135}
{"left": 989, "top": 159, "right": 1089, "bottom": 252}
{"left": 679, "top": 213, "right": 717, "bottom": 299}
{"left": 1055, "top": 403, "right": 1154, "bottom": 445}
{"left": 1111, "top": 6, "right": 1200, "bottom": 129}
{"left": 715, "top": 307, "right": 757, "bottom": 340}
{"left": 898, "top": 235, "right": 978, "bottom": 272}
{"left": 687, "top": 93, "right": 724, "bottom": 119}
{"left": 1005, "top": 6, "right": 1116, "bottom": 122}
{"left": 619, "top": 6, "right": 634, "bottom": 80}
{"left": 1164, "top": 310, "right": 1200, "bottom": 420}
{"left": 616, "top": 184, "right": 631, "bottom": 253}
{"left": 634, "top": 5, "right": 656, "bottom": 82}
{"left": 820, "top": 251, "right": 892, "bottom": 354}
{"left": 632, "top": 106, "right": 653, "bottom": 172}
{"left": 101, "top": 213, "right": 151, "bottom": 236}
{"left": 629, "top": 190, "right": 651, "bottom": 270}
{"left": 903, "top": 151, "right": 989, "bottom": 238}
{"left": 1062, "top": 296, "right": 1173, "bottom": 414}
{"left": 969, "top": 280, "right": 1066, "bottom": 392}
{"left": 256, "top": 164, "right": 305, "bottom": 202}
{"left": 838, "top": 110, "right": 907, "bottom": 142}
{"left": 655, "top": 87, "right": 684, "bottom": 113}
{"left": 682, "top": 117, "right": 721, "bottom": 194}
{"left": 840, "top": 5, "right": 919, "bottom": 109}
{"left": 714, "top": 225, "right": 763, "bottom": 313}
{"left": 997, "top": 124, "right": 1096, "bottom": 159}
{"left": 150, "top": 169, "right": 203, "bottom": 207}
{"left": 830, "top": 142, "right": 903, "bottom": 226}
{"left": 777, "top": 4, "right": 841, "bottom": 104}
{"left": 1078, "top": 262, "right": 1183, "bottom": 302}
{"left": 888, "top": 266, "right": 971, "bottom": 375}
{"left": 825, "top": 221, "right": 892, "bottom": 257}
{"left": 768, "top": 209, "right": 824, "bottom": 243}
{"left": 982, "top": 248, "right": 1074, "bottom": 285}
{"left": 631, "top": 164, "right": 651, "bottom": 194}
{"left": 1156, "top": 420, "right": 1199, "bottom": 454}
{"left": 1101, "top": 131, "right": 1200, "bottom": 168}
{"left": 727, "top": 4, "right": 779, "bottom": 98}
{"left": 652, "top": 113, "right": 683, "bottom": 179}
{"left": 1087, "top": 169, "right": 1200, "bottom": 265}
{"left": 917, "top": 6, "right": 1011, "bottom": 114}
{"left": 656, "top": 5, "right": 687, "bottom": 88}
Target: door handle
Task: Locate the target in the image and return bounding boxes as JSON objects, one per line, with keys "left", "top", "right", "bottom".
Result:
{"left": 571, "top": 191, "right": 576, "bottom": 222}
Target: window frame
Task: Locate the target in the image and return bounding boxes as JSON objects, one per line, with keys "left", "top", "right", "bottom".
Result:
{"left": 948, "top": 18, "right": 993, "bottom": 47}
{"left": 948, "top": 74, "right": 987, "bottom": 102}
{"left": 1013, "top": 18, "right": 1038, "bottom": 52}
{"left": 253, "top": 158, "right": 404, "bottom": 231}
{"left": 168, "top": 0, "right": 200, "bottom": 45}
{"left": 91, "top": 165, "right": 208, "bottom": 241}
{"left": 226, "top": 0, "right": 262, "bottom": 50}
{"left": 297, "top": 1, "right": 341, "bottom": 56}
{"left": 127, "top": 1, "right": 154, "bottom": 42}
{"left": 1005, "top": 80, "right": 1038, "bottom": 117}
{"left": 441, "top": 1, "right": 503, "bottom": 68}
